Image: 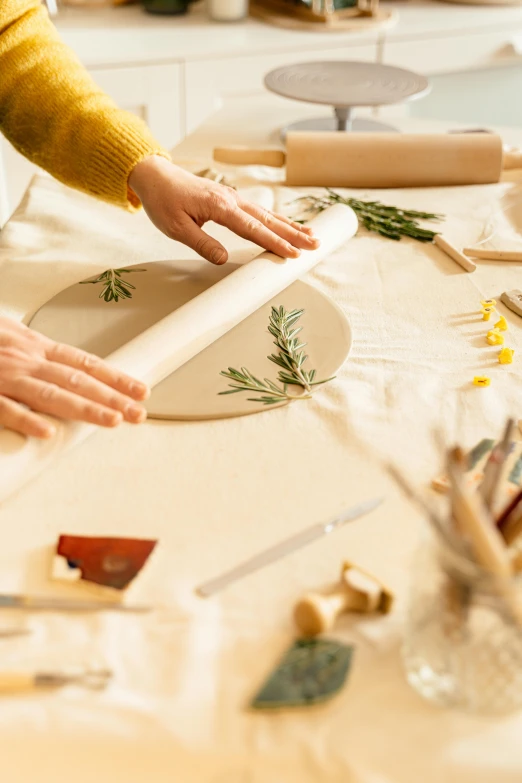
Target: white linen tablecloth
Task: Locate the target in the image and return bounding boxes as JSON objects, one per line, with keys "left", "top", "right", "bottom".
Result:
{"left": 1, "top": 105, "right": 522, "bottom": 782}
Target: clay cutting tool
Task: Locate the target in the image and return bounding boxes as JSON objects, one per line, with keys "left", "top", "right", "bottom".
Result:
{"left": 196, "top": 496, "right": 384, "bottom": 597}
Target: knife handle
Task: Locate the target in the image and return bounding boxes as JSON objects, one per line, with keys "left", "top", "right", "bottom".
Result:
{"left": 213, "top": 146, "right": 286, "bottom": 168}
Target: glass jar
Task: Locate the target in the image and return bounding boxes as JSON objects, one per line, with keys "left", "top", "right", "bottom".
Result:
{"left": 402, "top": 529, "right": 522, "bottom": 715}
{"left": 207, "top": 0, "right": 248, "bottom": 22}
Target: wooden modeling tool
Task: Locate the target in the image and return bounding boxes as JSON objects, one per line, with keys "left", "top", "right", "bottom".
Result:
{"left": 196, "top": 497, "right": 383, "bottom": 597}
{"left": 0, "top": 595, "right": 151, "bottom": 612}
{"left": 0, "top": 668, "right": 112, "bottom": 694}
{"left": 463, "top": 249, "right": 522, "bottom": 262}
{"left": 294, "top": 561, "right": 393, "bottom": 636}
{"left": 433, "top": 235, "right": 476, "bottom": 273}
{"left": 53, "top": 535, "right": 157, "bottom": 591}
{"left": 214, "top": 133, "right": 522, "bottom": 188}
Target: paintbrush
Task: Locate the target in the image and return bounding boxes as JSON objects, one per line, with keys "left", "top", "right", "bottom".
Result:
{"left": 500, "top": 503, "right": 522, "bottom": 547}
{"left": 497, "top": 487, "right": 522, "bottom": 534}
{"left": 480, "top": 418, "right": 515, "bottom": 512}
{"left": 446, "top": 455, "right": 512, "bottom": 578}
{"left": 386, "top": 463, "right": 463, "bottom": 552}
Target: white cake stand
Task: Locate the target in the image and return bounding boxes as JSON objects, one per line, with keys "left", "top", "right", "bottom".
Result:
{"left": 264, "top": 60, "right": 431, "bottom": 136}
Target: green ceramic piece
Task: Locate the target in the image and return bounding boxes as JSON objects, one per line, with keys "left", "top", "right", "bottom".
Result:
{"left": 251, "top": 638, "right": 354, "bottom": 709}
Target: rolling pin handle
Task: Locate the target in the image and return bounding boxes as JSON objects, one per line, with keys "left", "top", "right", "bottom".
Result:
{"left": 212, "top": 147, "right": 286, "bottom": 168}
{"left": 503, "top": 146, "right": 522, "bottom": 170}
{"left": 334, "top": 106, "right": 353, "bottom": 133}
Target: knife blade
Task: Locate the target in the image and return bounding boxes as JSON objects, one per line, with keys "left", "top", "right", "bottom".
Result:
{"left": 196, "top": 496, "right": 384, "bottom": 597}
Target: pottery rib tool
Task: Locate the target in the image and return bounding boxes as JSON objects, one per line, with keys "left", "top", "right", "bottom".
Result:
{"left": 0, "top": 595, "right": 151, "bottom": 612}
{"left": 214, "top": 133, "right": 522, "bottom": 188}
{"left": 196, "top": 496, "right": 383, "bottom": 597}
{"left": 0, "top": 204, "right": 357, "bottom": 505}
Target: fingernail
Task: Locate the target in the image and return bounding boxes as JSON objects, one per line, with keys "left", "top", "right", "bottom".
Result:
{"left": 103, "top": 410, "right": 122, "bottom": 426}
{"left": 39, "top": 425, "right": 55, "bottom": 439}
{"left": 287, "top": 246, "right": 301, "bottom": 257}
{"left": 130, "top": 382, "right": 150, "bottom": 400}
{"left": 126, "top": 404, "right": 147, "bottom": 423}
{"left": 211, "top": 248, "right": 226, "bottom": 265}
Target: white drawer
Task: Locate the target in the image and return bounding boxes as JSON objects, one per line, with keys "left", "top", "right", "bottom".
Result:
{"left": 382, "top": 28, "right": 522, "bottom": 76}
{"left": 185, "top": 43, "right": 378, "bottom": 134}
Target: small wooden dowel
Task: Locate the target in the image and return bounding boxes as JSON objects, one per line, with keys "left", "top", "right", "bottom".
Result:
{"left": 463, "top": 248, "right": 522, "bottom": 262}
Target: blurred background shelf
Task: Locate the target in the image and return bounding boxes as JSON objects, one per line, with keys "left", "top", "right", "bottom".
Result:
{"left": 3, "top": 0, "right": 522, "bottom": 223}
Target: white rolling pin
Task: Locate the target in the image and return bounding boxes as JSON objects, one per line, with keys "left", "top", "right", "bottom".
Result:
{"left": 214, "top": 133, "right": 522, "bottom": 188}
{"left": 0, "top": 204, "right": 357, "bottom": 505}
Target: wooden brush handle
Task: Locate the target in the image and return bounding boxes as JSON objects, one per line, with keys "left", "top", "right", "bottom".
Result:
{"left": 213, "top": 146, "right": 286, "bottom": 168}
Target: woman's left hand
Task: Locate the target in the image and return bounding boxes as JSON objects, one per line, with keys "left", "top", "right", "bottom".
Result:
{"left": 128, "top": 155, "right": 319, "bottom": 265}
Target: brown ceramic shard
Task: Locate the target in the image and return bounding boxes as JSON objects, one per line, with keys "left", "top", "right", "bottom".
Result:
{"left": 55, "top": 535, "right": 157, "bottom": 590}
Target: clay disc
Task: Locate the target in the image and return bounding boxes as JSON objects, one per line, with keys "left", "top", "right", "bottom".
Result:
{"left": 29, "top": 262, "right": 352, "bottom": 420}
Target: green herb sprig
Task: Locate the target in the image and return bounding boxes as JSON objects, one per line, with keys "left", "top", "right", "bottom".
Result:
{"left": 80, "top": 267, "right": 146, "bottom": 303}
{"left": 294, "top": 188, "right": 443, "bottom": 242}
{"left": 219, "top": 306, "right": 333, "bottom": 406}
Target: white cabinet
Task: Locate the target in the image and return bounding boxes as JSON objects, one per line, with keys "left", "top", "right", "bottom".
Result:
{"left": 381, "top": 27, "right": 522, "bottom": 128}
{"left": 184, "top": 43, "right": 378, "bottom": 134}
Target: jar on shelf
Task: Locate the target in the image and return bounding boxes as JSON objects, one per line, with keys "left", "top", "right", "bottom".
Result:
{"left": 207, "top": 0, "right": 248, "bottom": 22}
{"left": 402, "top": 526, "right": 522, "bottom": 715}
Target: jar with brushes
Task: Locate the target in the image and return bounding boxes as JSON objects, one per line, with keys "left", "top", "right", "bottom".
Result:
{"left": 402, "top": 523, "right": 522, "bottom": 715}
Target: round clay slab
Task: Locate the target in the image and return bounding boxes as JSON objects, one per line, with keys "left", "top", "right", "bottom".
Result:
{"left": 29, "top": 262, "right": 352, "bottom": 421}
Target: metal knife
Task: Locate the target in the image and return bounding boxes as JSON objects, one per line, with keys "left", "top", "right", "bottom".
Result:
{"left": 196, "top": 496, "right": 384, "bottom": 597}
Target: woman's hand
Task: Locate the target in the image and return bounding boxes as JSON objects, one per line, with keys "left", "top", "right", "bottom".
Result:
{"left": 128, "top": 156, "right": 319, "bottom": 265}
{"left": 0, "top": 317, "right": 149, "bottom": 439}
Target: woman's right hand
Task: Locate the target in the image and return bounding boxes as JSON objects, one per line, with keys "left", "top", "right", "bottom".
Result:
{"left": 0, "top": 316, "right": 149, "bottom": 439}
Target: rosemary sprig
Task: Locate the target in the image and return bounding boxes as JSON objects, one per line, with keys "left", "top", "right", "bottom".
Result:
{"left": 219, "top": 306, "right": 334, "bottom": 406}
{"left": 294, "top": 188, "right": 443, "bottom": 242}
{"left": 80, "top": 268, "right": 146, "bottom": 303}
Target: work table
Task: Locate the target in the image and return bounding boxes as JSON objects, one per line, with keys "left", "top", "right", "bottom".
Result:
{"left": 1, "top": 97, "right": 522, "bottom": 781}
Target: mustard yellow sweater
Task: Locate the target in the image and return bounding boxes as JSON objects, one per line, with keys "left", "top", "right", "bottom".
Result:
{"left": 0, "top": 0, "right": 167, "bottom": 209}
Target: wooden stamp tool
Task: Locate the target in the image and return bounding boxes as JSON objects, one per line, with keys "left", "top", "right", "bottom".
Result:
{"left": 294, "top": 561, "right": 394, "bottom": 636}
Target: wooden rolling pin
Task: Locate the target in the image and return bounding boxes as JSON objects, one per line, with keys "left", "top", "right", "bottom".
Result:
{"left": 214, "top": 133, "right": 522, "bottom": 189}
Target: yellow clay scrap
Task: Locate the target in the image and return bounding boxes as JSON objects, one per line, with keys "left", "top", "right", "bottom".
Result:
{"left": 495, "top": 315, "right": 508, "bottom": 332}
{"left": 474, "top": 376, "right": 491, "bottom": 387}
{"left": 482, "top": 307, "right": 495, "bottom": 321}
{"left": 499, "top": 347, "right": 515, "bottom": 365}
{"left": 481, "top": 299, "right": 497, "bottom": 308}
{"left": 486, "top": 329, "right": 505, "bottom": 346}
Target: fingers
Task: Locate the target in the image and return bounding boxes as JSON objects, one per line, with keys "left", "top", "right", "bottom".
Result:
{"left": 176, "top": 219, "right": 229, "bottom": 265}
{"left": 9, "top": 377, "right": 127, "bottom": 429}
{"left": 0, "top": 395, "right": 55, "bottom": 439}
{"left": 240, "top": 202, "right": 320, "bottom": 252}
{"left": 44, "top": 342, "right": 150, "bottom": 402}
{"left": 271, "top": 212, "right": 315, "bottom": 235}
{"left": 35, "top": 361, "right": 147, "bottom": 424}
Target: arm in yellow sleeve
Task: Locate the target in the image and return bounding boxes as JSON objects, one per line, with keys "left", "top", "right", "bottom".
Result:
{"left": 0, "top": 0, "right": 169, "bottom": 210}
